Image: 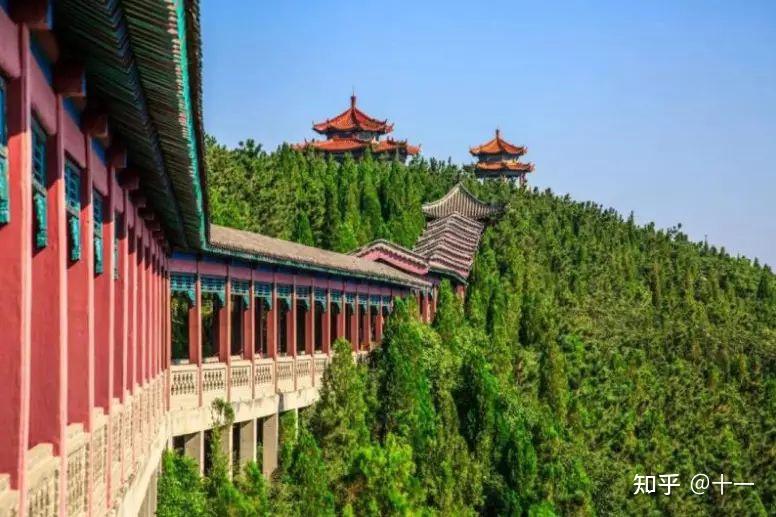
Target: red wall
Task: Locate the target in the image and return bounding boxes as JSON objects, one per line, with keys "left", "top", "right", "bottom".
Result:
{"left": 0, "top": 11, "right": 169, "bottom": 495}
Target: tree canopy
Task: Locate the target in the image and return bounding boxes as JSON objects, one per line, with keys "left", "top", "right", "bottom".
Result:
{"left": 158, "top": 140, "right": 775, "bottom": 516}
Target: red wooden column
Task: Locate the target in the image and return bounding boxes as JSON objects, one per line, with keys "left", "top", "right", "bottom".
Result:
{"left": 68, "top": 130, "right": 95, "bottom": 430}
{"left": 288, "top": 286, "right": 297, "bottom": 357}
{"left": 106, "top": 185, "right": 116, "bottom": 407}
{"left": 146, "top": 244, "right": 153, "bottom": 382}
{"left": 0, "top": 20, "right": 31, "bottom": 491}
{"left": 266, "top": 284, "right": 277, "bottom": 358}
{"left": 375, "top": 301, "right": 385, "bottom": 343}
{"left": 125, "top": 228, "right": 133, "bottom": 394}
{"left": 28, "top": 78, "right": 65, "bottom": 459}
{"left": 321, "top": 292, "right": 332, "bottom": 354}
{"left": 336, "top": 296, "right": 345, "bottom": 345}
{"left": 151, "top": 256, "right": 158, "bottom": 379}
{"left": 421, "top": 292, "right": 429, "bottom": 323}
{"left": 151, "top": 255, "right": 163, "bottom": 379}
{"left": 218, "top": 278, "right": 229, "bottom": 363}
{"left": 140, "top": 239, "right": 148, "bottom": 386}
{"left": 147, "top": 252, "right": 154, "bottom": 382}
{"left": 361, "top": 300, "right": 371, "bottom": 350}
{"left": 137, "top": 236, "right": 143, "bottom": 389}
{"left": 126, "top": 228, "right": 137, "bottom": 395}
{"left": 165, "top": 261, "right": 172, "bottom": 396}
{"left": 244, "top": 282, "right": 254, "bottom": 361}
{"left": 147, "top": 244, "right": 154, "bottom": 382}
{"left": 114, "top": 197, "right": 127, "bottom": 405}
{"left": 188, "top": 274, "right": 202, "bottom": 364}
{"left": 305, "top": 288, "right": 314, "bottom": 355}
{"left": 94, "top": 181, "right": 112, "bottom": 414}
{"left": 158, "top": 257, "right": 163, "bottom": 377}
{"left": 349, "top": 299, "right": 358, "bottom": 352}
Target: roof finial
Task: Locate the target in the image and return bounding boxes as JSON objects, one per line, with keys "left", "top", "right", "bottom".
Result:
{"left": 351, "top": 89, "right": 356, "bottom": 108}
{"left": 495, "top": 127, "right": 501, "bottom": 139}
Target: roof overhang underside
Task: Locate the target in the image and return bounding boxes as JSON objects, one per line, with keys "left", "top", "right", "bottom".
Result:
{"left": 54, "top": 0, "right": 208, "bottom": 249}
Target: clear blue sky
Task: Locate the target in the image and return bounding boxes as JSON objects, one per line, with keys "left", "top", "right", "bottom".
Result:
{"left": 201, "top": 0, "right": 776, "bottom": 266}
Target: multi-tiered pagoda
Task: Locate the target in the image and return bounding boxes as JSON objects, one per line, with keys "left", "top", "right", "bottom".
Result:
{"left": 470, "top": 129, "right": 534, "bottom": 185}
{"left": 294, "top": 95, "right": 420, "bottom": 161}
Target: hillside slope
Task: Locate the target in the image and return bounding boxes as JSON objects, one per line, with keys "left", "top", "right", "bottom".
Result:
{"left": 196, "top": 141, "right": 775, "bottom": 515}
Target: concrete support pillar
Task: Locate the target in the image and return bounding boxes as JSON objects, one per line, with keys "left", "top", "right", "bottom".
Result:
{"left": 237, "top": 419, "right": 256, "bottom": 470}
{"left": 183, "top": 431, "right": 204, "bottom": 475}
{"left": 261, "top": 413, "right": 278, "bottom": 478}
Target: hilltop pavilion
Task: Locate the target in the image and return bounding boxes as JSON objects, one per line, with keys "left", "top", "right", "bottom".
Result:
{"left": 470, "top": 129, "right": 534, "bottom": 185}
{"left": 294, "top": 95, "right": 420, "bottom": 161}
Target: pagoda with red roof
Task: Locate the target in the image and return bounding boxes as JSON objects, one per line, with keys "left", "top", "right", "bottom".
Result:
{"left": 470, "top": 129, "right": 534, "bottom": 185}
{"left": 294, "top": 95, "right": 420, "bottom": 161}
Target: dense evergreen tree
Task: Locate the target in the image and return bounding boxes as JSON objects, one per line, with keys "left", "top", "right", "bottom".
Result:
{"left": 158, "top": 139, "right": 774, "bottom": 516}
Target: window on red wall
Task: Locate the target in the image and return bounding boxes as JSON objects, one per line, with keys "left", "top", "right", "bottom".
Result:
{"left": 31, "top": 117, "right": 47, "bottom": 249}
{"left": 113, "top": 211, "right": 122, "bottom": 279}
{"left": 0, "top": 75, "right": 8, "bottom": 224}
{"left": 93, "top": 189, "right": 104, "bottom": 275}
{"left": 64, "top": 160, "right": 82, "bottom": 262}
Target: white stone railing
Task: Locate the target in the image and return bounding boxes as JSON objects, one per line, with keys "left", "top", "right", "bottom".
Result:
{"left": 170, "top": 363, "right": 199, "bottom": 410}
{"left": 0, "top": 474, "right": 17, "bottom": 517}
{"left": 26, "top": 443, "right": 59, "bottom": 517}
{"left": 313, "top": 354, "right": 328, "bottom": 386}
{"left": 202, "top": 362, "right": 228, "bottom": 407}
{"left": 110, "top": 400, "right": 122, "bottom": 505}
{"left": 122, "top": 398, "right": 133, "bottom": 481}
{"left": 230, "top": 360, "right": 253, "bottom": 402}
{"left": 275, "top": 357, "right": 295, "bottom": 393}
{"left": 3, "top": 352, "right": 344, "bottom": 517}
{"left": 2, "top": 373, "right": 170, "bottom": 517}
{"left": 66, "top": 425, "right": 88, "bottom": 517}
{"left": 169, "top": 353, "right": 339, "bottom": 409}
{"left": 90, "top": 412, "right": 108, "bottom": 517}
{"left": 253, "top": 358, "right": 275, "bottom": 399}
{"left": 295, "top": 356, "right": 313, "bottom": 389}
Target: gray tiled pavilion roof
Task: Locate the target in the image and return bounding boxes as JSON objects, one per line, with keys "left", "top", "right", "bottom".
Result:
{"left": 208, "top": 225, "right": 430, "bottom": 289}
{"left": 412, "top": 185, "right": 498, "bottom": 281}
{"left": 421, "top": 183, "right": 502, "bottom": 221}
{"left": 413, "top": 213, "right": 483, "bottom": 281}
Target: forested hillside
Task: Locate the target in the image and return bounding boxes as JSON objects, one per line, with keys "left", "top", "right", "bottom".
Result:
{"left": 159, "top": 140, "right": 775, "bottom": 516}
